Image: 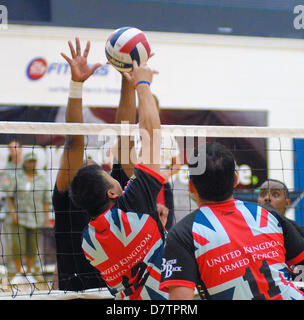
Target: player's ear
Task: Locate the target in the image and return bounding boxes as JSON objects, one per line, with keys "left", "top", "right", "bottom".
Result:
{"left": 189, "top": 179, "right": 195, "bottom": 194}
{"left": 234, "top": 172, "right": 239, "bottom": 188}
{"left": 107, "top": 188, "right": 120, "bottom": 200}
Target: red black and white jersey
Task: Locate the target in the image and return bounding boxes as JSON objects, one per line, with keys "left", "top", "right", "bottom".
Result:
{"left": 82, "top": 163, "right": 168, "bottom": 300}
{"left": 160, "top": 199, "right": 304, "bottom": 300}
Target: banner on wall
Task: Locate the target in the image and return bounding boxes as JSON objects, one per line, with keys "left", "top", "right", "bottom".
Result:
{"left": 0, "top": 31, "right": 125, "bottom": 106}
{"left": 0, "top": 105, "right": 267, "bottom": 222}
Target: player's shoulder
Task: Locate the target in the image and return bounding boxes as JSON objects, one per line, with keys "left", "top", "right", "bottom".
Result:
{"left": 167, "top": 209, "right": 200, "bottom": 241}
{"left": 235, "top": 199, "right": 286, "bottom": 228}
{"left": 134, "top": 163, "right": 165, "bottom": 184}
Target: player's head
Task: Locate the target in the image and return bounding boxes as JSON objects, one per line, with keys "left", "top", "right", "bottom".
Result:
{"left": 22, "top": 153, "right": 38, "bottom": 172}
{"left": 188, "top": 142, "right": 238, "bottom": 203}
{"left": 257, "top": 179, "right": 290, "bottom": 215}
{"left": 69, "top": 164, "right": 123, "bottom": 219}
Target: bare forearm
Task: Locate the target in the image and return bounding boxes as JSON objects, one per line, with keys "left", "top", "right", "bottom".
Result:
{"left": 169, "top": 287, "right": 194, "bottom": 300}
{"left": 137, "top": 85, "right": 160, "bottom": 168}
{"left": 115, "top": 76, "right": 137, "bottom": 176}
{"left": 123, "top": 60, "right": 160, "bottom": 172}
{"left": 65, "top": 97, "right": 84, "bottom": 149}
{"left": 115, "top": 76, "right": 136, "bottom": 124}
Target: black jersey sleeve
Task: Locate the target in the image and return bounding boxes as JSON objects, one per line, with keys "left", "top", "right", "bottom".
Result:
{"left": 110, "top": 162, "right": 130, "bottom": 190}
{"left": 270, "top": 210, "right": 304, "bottom": 266}
{"left": 116, "top": 163, "right": 165, "bottom": 220}
{"left": 160, "top": 212, "right": 199, "bottom": 292}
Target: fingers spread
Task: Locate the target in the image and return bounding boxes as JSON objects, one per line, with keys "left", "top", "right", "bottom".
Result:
{"left": 68, "top": 40, "right": 76, "bottom": 58}
{"left": 60, "top": 52, "right": 72, "bottom": 64}
{"left": 83, "top": 41, "right": 91, "bottom": 58}
{"left": 75, "top": 37, "right": 81, "bottom": 56}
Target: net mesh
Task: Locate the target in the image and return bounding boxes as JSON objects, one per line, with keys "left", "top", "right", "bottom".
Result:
{"left": 0, "top": 122, "right": 303, "bottom": 299}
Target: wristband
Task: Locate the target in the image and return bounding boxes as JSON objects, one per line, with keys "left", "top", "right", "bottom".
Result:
{"left": 69, "top": 80, "right": 83, "bottom": 99}
{"left": 133, "top": 80, "right": 150, "bottom": 90}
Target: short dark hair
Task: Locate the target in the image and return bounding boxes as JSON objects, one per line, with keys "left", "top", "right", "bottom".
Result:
{"left": 69, "top": 164, "right": 113, "bottom": 219}
{"left": 189, "top": 142, "right": 236, "bottom": 202}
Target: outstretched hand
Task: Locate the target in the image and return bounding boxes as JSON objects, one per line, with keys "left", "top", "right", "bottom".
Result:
{"left": 123, "top": 60, "right": 158, "bottom": 88}
{"left": 61, "top": 37, "right": 102, "bottom": 82}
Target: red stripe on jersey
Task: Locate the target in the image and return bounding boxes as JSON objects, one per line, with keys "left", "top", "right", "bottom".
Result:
{"left": 260, "top": 207, "right": 269, "bottom": 228}
{"left": 193, "top": 231, "right": 210, "bottom": 247}
{"left": 135, "top": 163, "right": 165, "bottom": 184}
{"left": 120, "top": 33, "right": 150, "bottom": 57}
{"left": 121, "top": 210, "right": 132, "bottom": 237}
{"left": 83, "top": 250, "right": 94, "bottom": 262}
{"left": 149, "top": 267, "right": 161, "bottom": 282}
{"left": 287, "top": 250, "right": 304, "bottom": 267}
{"left": 159, "top": 279, "right": 196, "bottom": 292}
{"left": 157, "top": 185, "right": 165, "bottom": 205}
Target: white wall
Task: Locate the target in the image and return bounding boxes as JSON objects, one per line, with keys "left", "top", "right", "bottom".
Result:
{"left": 1, "top": 24, "right": 304, "bottom": 125}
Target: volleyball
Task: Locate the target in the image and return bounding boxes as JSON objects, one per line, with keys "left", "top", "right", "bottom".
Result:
{"left": 105, "top": 26, "right": 151, "bottom": 72}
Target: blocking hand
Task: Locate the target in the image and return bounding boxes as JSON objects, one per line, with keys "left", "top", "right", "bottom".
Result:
{"left": 61, "top": 37, "right": 102, "bottom": 82}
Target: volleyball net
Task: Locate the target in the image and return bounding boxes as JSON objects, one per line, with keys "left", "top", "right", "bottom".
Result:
{"left": 0, "top": 121, "right": 303, "bottom": 299}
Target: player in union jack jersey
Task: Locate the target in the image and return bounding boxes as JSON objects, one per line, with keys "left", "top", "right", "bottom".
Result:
{"left": 52, "top": 37, "right": 144, "bottom": 291}
{"left": 70, "top": 60, "right": 168, "bottom": 300}
{"left": 159, "top": 142, "right": 304, "bottom": 300}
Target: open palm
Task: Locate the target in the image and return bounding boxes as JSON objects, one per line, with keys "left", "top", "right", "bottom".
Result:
{"left": 61, "top": 37, "right": 101, "bottom": 82}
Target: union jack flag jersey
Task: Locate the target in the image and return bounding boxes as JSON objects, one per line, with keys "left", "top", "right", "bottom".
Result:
{"left": 82, "top": 164, "right": 168, "bottom": 300}
{"left": 160, "top": 199, "right": 304, "bottom": 300}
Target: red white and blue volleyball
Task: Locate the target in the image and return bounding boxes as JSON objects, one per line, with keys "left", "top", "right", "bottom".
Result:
{"left": 105, "top": 26, "right": 151, "bottom": 72}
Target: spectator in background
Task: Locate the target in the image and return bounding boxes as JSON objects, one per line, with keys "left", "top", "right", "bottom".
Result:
{"left": 0, "top": 140, "right": 23, "bottom": 275}
{"left": 257, "top": 179, "right": 291, "bottom": 216}
{"left": 7, "top": 152, "right": 51, "bottom": 285}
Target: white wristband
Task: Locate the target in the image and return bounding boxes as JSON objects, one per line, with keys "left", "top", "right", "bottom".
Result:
{"left": 69, "top": 80, "right": 83, "bottom": 99}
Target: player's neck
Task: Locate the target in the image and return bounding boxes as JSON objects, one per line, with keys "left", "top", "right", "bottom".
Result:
{"left": 197, "top": 195, "right": 235, "bottom": 207}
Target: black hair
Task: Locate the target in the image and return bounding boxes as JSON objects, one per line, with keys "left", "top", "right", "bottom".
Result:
{"left": 69, "top": 164, "right": 113, "bottom": 219}
{"left": 189, "top": 142, "right": 236, "bottom": 202}
{"left": 260, "top": 179, "right": 290, "bottom": 199}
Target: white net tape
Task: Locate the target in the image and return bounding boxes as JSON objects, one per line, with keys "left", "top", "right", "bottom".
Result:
{"left": 1, "top": 121, "right": 304, "bottom": 138}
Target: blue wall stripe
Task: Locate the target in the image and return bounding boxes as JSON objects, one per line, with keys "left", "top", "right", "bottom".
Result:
{"left": 293, "top": 139, "right": 304, "bottom": 226}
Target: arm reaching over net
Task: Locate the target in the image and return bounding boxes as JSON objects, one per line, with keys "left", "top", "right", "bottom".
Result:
{"left": 113, "top": 74, "right": 137, "bottom": 178}
{"left": 56, "top": 38, "right": 102, "bottom": 192}
{"left": 124, "top": 60, "right": 160, "bottom": 175}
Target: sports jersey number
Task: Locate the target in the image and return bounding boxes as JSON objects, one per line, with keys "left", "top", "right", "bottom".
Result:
{"left": 122, "top": 262, "right": 149, "bottom": 296}
{"left": 243, "top": 260, "right": 281, "bottom": 299}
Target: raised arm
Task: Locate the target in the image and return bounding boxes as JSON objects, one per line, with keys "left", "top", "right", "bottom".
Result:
{"left": 56, "top": 38, "right": 101, "bottom": 192}
{"left": 124, "top": 61, "right": 160, "bottom": 175}
{"left": 114, "top": 75, "right": 137, "bottom": 178}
